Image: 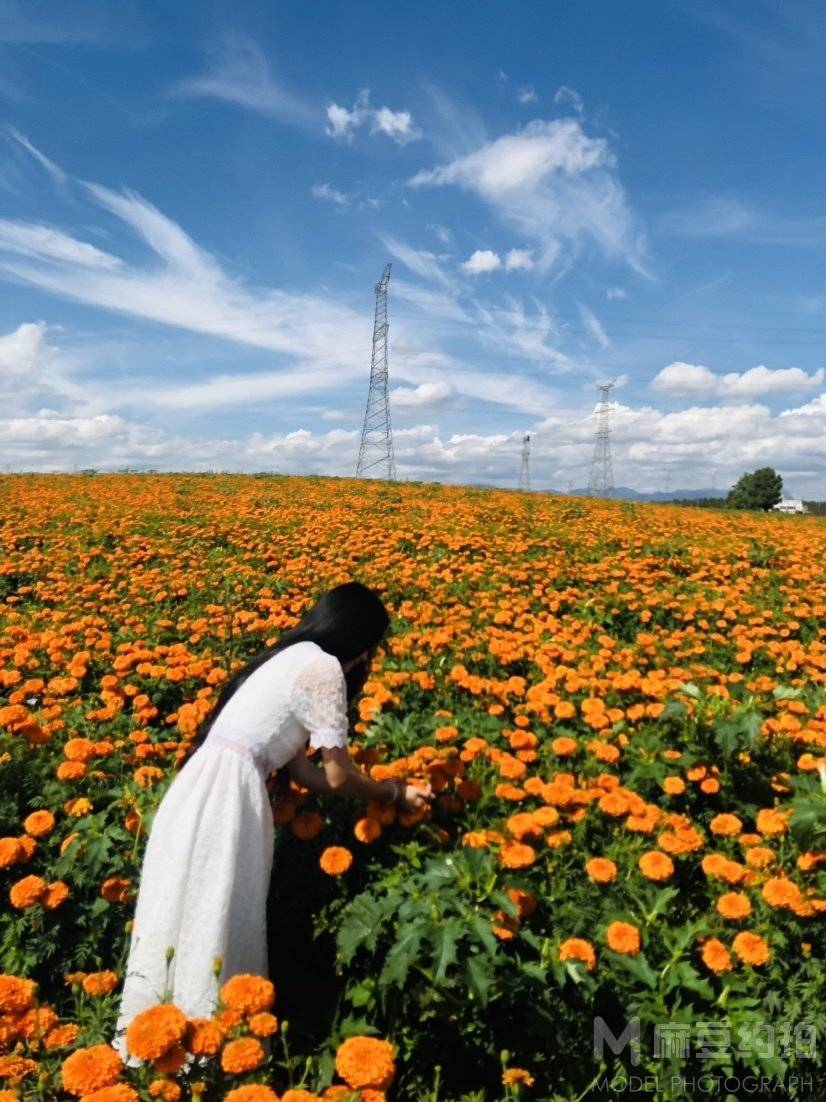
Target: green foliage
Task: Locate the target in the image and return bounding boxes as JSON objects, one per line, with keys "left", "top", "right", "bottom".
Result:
{"left": 726, "top": 467, "right": 784, "bottom": 511}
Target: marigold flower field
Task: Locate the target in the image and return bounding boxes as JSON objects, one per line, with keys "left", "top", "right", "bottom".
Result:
{"left": 0, "top": 472, "right": 824, "bottom": 1102}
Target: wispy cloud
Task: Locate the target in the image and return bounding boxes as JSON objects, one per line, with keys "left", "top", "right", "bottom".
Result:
{"left": 170, "top": 34, "right": 318, "bottom": 128}
{"left": 517, "top": 84, "right": 538, "bottom": 104}
{"left": 409, "top": 118, "right": 648, "bottom": 275}
{"left": 504, "top": 248, "right": 533, "bottom": 272}
{"left": 553, "top": 85, "right": 584, "bottom": 116}
{"left": 377, "top": 233, "right": 449, "bottom": 285}
{"left": 660, "top": 196, "right": 826, "bottom": 246}
{"left": 311, "top": 182, "right": 348, "bottom": 205}
{"left": 578, "top": 303, "right": 610, "bottom": 349}
{"left": 7, "top": 127, "right": 67, "bottom": 185}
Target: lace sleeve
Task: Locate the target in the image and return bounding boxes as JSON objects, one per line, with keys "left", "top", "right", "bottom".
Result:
{"left": 289, "top": 652, "right": 349, "bottom": 750}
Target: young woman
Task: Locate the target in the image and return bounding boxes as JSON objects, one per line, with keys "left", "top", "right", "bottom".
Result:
{"left": 113, "top": 581, "right": 431, "bottom": 1054}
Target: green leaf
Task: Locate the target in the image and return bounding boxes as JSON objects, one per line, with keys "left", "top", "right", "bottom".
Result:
{"left": 336, "top": 893, "right": 386, "bottom": 964}
{"left": 431, "top": 918, "right": 461, "bottom": 982}
{"left": 379, "top": 923, "right": 424, "bottom": 989}
{"left": 610, "top": 951, "right": 658, "bottom": 988}
{"left": 464, "top": 953, "right": 494, "bottom": 1007}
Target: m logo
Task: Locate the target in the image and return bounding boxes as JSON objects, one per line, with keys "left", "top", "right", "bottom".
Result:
{"left": 593, "top": 1016, "right": 642, "bottom": 1066}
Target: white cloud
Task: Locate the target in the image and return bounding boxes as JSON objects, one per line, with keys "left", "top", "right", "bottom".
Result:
{"left": 409, "top": 118, "right": 647, "bottom": 274}
{"left": 311, "top": 182, "right": 348, "bottom": 205}
{"left": 517, "top": 84, "right": 538, "bottom": 104}
{"left": 326, "top": 89, "right": 420, "bottom": 144}
{"left": 660, "top": 197, "right": 826, "bottom": 247}
{"left": 391, "top": 380, "right": 454, "bottom": 408}
{"left": 606, "top": 286, "right": 627, "bottom": 300}
{"left": 461, "top": 249, "right": 501, "bottom": 274}
{"left": 171, "top": 34, "right": 318, "bottom": 128}
{"left": 0, "top": 219, "right": 122, "bottom": 269}
{"left": 578, "top": 303, "right": 610, "bottom": 349}
{"left": 504, "top": 248, "right": 533, "bottom": 271}
{"left": 426, "top": 222, "right": 452, "bottom": 245}
{"left": 7, "top": 127, "right": 67, "bottom": 186}
{"left": 651, "top": 361, "right": 826, "bottom": 399}
{"left": 378, "top": 234, "right": 449, "bottom": 285}
{"left": 553, "top": 85, "right": 584, "bottom": 116}
{"left": 371, "top": 106, "right": 419, "bottom": 145}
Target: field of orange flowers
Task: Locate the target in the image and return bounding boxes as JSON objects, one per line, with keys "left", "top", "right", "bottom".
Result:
{"left": 0, "top": 472, "right": 824, "bottom": 1102}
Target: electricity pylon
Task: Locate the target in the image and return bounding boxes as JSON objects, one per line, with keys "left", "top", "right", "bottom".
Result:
{"left": 587, "top": 381, "right": 615, "bottom": 497}
{"left": 518, "top": 433, "right": 531, "bottom": 490}
{"left": 356, "top": 263, "right": 396, "bottom": 479}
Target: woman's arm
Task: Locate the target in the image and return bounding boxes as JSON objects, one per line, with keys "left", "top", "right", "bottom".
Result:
{"left": 286, "top": 745, "right": 431, "bottom": 809}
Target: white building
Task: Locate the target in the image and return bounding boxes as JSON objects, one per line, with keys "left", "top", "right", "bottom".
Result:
{"left": 773, "top": 498, "right": 808, "bottom": 514}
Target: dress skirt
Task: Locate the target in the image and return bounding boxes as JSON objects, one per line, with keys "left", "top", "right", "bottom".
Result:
{"left": 113, "top": 738, "right": 273, "bottom": 1057}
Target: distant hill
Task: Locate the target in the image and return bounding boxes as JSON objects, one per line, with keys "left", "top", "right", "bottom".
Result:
{"left": 559, "top": 486, "right": 728, "bottom": 503}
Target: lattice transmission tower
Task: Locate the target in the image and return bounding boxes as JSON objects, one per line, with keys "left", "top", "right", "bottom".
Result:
{"left": 587, "top": 381, "right": 615, "bottom": 497}
{"left": 518, "top": 433, "right": 531, "bottom": 490}
{"left": 356, "top": 263, "right": 396, "bottom": 480}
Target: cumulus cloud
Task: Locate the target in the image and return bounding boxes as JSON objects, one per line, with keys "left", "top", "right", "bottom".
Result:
{"left": 651, "top": 361, "right": 825, "bottom": 399}
{"left": 409, "top": 118, "right": 647, "bottom": 274}
{"left": 311, "top": 182, "right": 347, "bottom": 205}
{"left": 391, "top": 380, "right": 454, "bottom": 408}
{"left": 325, "top": 89, "right": 420, "bottom": 144}
{"left": 504, "top": 248, "right": 534, "bottom": 271}
{"left": 461, "top": 249, "right": 501, "bottom": 274}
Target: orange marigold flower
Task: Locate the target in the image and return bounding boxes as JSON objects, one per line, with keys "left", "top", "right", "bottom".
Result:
{"left": 335, "top": 1036, "right": 396, "bottom": 1091}
{"left": 663, "top": 777, "right": 685, "bottom": 795}
{"left": 732, "top": 930, "right": 770, "bottom": 966}
{"left": 0, "top": 1055, "right": 37, "bottom": 1080}
{"left": 605, "top": 921, "right": 641, "bottom": 955}
{"left": 506, "top": 887, "right": 537, "bottom": 917}
{"left": 745, "top": 846, "right": 775, "bottom": 869}
{"left": 319, "top": 846, "right": 353, "bottom": 876}
{"left": 638, "top": 851, "right": 674, "bottom": 881}
{"left": 716, "top": 892, "right": 752, "bottom": 920}
{"left": 0, "top": 838, "right": 22, "bottom": 869}
{"left": 23, "top": 810, "right": 55, "bottom": 838}
{"left": 9, "top": 874, "right": 47, "bottom": 909}
{"left": 44, "top": 1023, "right": 80, "bottom": 1049}
{"left": 125, "top": 1004, "right": 187, "bottom": 1061}
{"left": 756, "top": 808, "right": 789, "bottom": 836}
{"left": 101, "top": 877, "right": 132, "bottom": 903}
{"left": 281, "top": 1092, "right": 324, "bottom": 1102}
{"left": 248, "top": 1012, "right": 278, "bottom": 1037}
{"left": 700, "top": 937, "right": 733, "bottom": 974}
{"left": 184, "top": 1018, "right": 224, "bottom": 1057}
{"left": 17, "top": 1004, "right": 59, "bottom": 1040}
{"left": 354, "top": 817, "right": 381, "bottom": 844}
{"left": 503, "top": 1068, "right": 535, "bottom": 1088}
{"left": 64, "top": 797, "right": 92, "bottom": 817}
{"left": 291, "top": 811, "right": 325, "bottom": 840}
{"left": 80, "top": 1087, "right": 139, "bottom": 1102}
{"left": 700, "top": 778, "right": 720, "bottom": 794}
{"left": 499, "top": 841, "right": 536, "bottom": 869}
{"left": 220, "top": 1037, "right": 265, "bottom": 1075}
{"left": 153, "top": 1043, "right": 188, "bottom": 1075}
{"left": 709, "top": 813, "right": 742, "bottom": 836}
{"left": 598, "top": 791, "right": 629, "bottom": 817}
{"left": 57, "top": 761, "right": 86, "bottom": 781}
{"left": 149, "top": 1080, "right": 182, "bottom": 1101}
{"left": 219, "top": 975, "right": 275, "bottom": 1016}
{"left": 585, "top": 857, "right": 617, "bottom": 883}
{"left": 82, "top": 971, "right": 119, "bottom": 997}
{"left": 61, "top": 1043, "right": 123, "bottom": 1096}
{"left": 761, "top": 876, "right": 801, "bottom": 909}
{"left": 558, "top": 938, "right": 596, "bottom": 972}
{"left": 43, "top": 881, "right": 70, "bottom": 909}
{"left": 551, "top": 737, "right": 578, "bottom": 756}
{"left": 222, "top": 1088, "right": 279, "bottom": 1102}
{"left": 0, "top": 975, "right": 36, "bottom": 1014}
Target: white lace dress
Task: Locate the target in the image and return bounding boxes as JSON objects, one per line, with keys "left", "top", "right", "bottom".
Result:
{"left": 113, "top": 640, "right": 349, "bottom": 1054}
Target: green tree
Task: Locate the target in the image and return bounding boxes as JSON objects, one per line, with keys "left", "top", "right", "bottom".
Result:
{"left": 726, "top": 467, "right": 784, "bottom": 511}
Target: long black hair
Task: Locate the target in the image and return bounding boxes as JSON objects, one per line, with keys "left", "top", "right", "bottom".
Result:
{"left": 177, "top": 581, "right": 391, "bottom": 769}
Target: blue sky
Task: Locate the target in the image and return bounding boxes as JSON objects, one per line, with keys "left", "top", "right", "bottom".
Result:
{"left": 1, "top": 0, "right": 826, "bottom": 495}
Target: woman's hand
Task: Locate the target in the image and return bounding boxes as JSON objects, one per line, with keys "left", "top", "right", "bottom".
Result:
{"left": 398, "top": 781, "right": 432, "bottom": 811}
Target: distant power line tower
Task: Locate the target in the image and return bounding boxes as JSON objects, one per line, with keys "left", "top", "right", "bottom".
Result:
{"left": 518, "top": 433, "right": 531, "bottom": 490}
{"left": 588, "top": 381, "right": 615, "bottom": 497}
{"left": 356, "top": 263, "right": 396, "bottom": 480}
